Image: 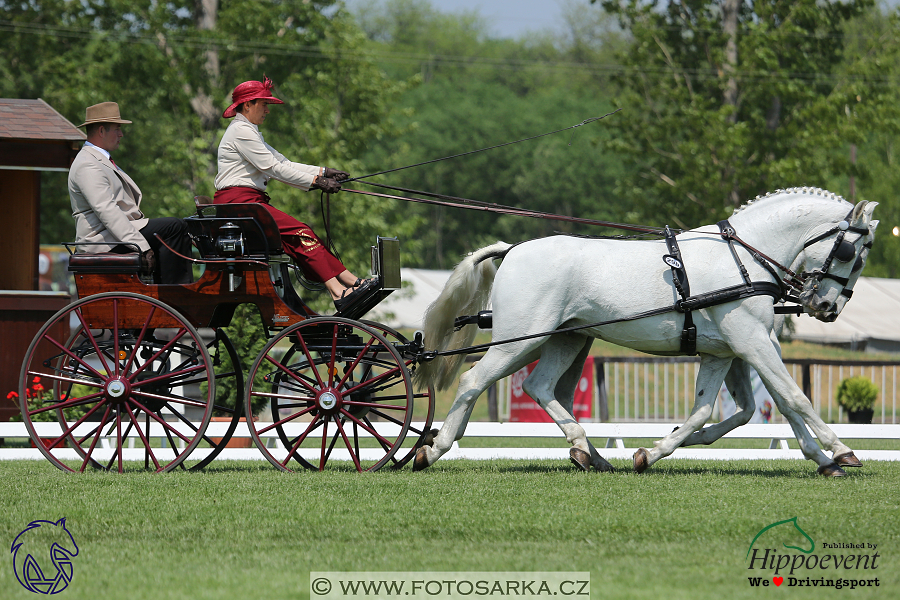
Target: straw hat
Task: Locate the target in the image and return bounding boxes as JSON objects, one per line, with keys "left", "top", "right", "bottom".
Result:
{"left": 77, "top": 102, "right": 132, "bottom": 128}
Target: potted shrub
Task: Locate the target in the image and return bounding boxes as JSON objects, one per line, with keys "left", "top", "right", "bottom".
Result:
{"left": 836, "top": 376, "right": 878, "bottom": 424}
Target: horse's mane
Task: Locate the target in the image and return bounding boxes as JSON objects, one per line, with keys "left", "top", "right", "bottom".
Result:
{"left": 732, "top": 187, "right": 846, "bottom": 215}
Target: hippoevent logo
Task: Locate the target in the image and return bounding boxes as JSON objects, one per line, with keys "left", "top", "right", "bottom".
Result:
{"left": 10, "top": 518, "right": 79, "bottom": 594}
{"left": 746, "top": 517, "right": 880, "bottom": 590}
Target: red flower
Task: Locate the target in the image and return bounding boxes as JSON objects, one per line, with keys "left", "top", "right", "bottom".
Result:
{"left": 6, "top": 391, "right": 17, "bottom": 400}
{"left": 32, "top": 376, "right": 41, "bottom": 384}
{"left": 32, "top": 383, "right": 44, "bottom": 393}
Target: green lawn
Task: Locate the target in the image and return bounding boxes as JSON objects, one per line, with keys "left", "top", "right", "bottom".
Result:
{"left": 1, "top": 459, "right": 897, "bottom": 599}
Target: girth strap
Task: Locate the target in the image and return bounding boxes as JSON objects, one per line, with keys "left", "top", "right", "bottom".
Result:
{"left": 663, "top": 227, "right": 697, "bottom": 355}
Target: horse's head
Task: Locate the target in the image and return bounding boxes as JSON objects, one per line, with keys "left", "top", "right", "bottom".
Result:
{"left": 797, "top": 200, "right": 878, "bottom": 321}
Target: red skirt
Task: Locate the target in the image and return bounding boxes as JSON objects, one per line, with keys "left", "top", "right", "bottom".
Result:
{"left": 213, "top": 187, "right": 345, "bottom": 283}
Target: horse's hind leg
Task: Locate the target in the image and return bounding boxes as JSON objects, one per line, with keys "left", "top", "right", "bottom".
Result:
{"left": 634, "top": 355, "right": 733, "bottom": 472}
{"left": 682, "top": 358, "right": 755, "bottom": 446}
{"left": 414, "top": 344, "right": 540, "bottom": 470}
{"left": 521, "top": 334, "right": 614, "bottom": 472}
{"left": 551, "top": 337, "right": 613, "bottom": 472}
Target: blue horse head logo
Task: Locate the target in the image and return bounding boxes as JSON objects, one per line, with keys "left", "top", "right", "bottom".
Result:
{"left": 11, "top": 518, "right": 79, "bottom": 594}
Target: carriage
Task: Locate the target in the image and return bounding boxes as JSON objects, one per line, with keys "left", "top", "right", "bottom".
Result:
{"left": 17, "top": 198, "right": 435, "bottom": 473}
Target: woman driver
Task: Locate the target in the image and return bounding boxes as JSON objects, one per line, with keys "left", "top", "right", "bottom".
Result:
{"left": 214, "top": 77, "right": 375, "bottom": 311}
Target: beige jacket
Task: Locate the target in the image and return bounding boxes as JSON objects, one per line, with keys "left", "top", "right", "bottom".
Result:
{"left": 68, "top": 145, "right": 149, "bottom": 253}
{"left": 215, "top": 113, "right": 322, "bottom": 191}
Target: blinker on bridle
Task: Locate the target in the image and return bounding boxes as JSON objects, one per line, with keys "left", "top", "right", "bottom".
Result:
{"left": 800, "top": 213, "right": 872, "bottom": 298}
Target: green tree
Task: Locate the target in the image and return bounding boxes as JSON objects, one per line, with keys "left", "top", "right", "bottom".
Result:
{"left": 1, "top": 0, "right": 419, "bottom": 277}
{"left": 596, "top": 0, "right": 875, "bottom": 229}
{"left": 351, "top": 0, "right": 629, "bottom": 267}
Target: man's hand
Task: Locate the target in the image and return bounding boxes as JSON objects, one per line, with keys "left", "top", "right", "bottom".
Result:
{"left": 324, "top": 167, "right": 350, "bottom": 181}
{"left": 140, "top": 249, "right": 156, "bottom": 274}
{"left": 311, "top": 176, "right": 342, "bottom": 194}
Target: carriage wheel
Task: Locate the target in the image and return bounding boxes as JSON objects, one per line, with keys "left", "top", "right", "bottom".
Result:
{"left": 247, "top": 317, "right": 414, "bottom": 472}
{"left": 20, "top": 292, "right": 214, "bottom": 473}
{"left": 359, "top": 321, "right": 435, "bottom": 469}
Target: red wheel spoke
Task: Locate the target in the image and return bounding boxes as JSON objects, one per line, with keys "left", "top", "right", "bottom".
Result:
{"left": 342, "top": 400, "right": 407, "bottom": 411}
{"left": 280, "top": 417, "right": 324, "bottom": 467}
{"left": 126, "top": 328, "right": 189, "bottom": 380}
{"left": 39, "top": 336, "right": 109, "bottom": 381}
{"left": 333, "top": 416, "right": 362, "bottom": 471}
{"left": 336, "top": 335, "right": 377, "bottom": 389}
{"left": 43, "top": 399, "right": 108, "bottom": 449}
{"left": 328, "top": 324, "right": 338, "bottom": 386}
{"left": 73, "top": 309, "right": 114, "bottom": 377}
{"left": 127, "top": 398, "right": 194, "bottom": 444}
{"left": 364, "top": 417, "right": 393, "bottom": 454}
{"left": 121, "top": 306, "right": 156, "bottom": 374}
{"left": 263, "top": 354, "right": 318, "bottom": 395}
{"left": 295, "top": 332, "right": 324, "bottom": 388}
{"left": 342, "top": 365, "right": 402, "bottom": 396}
{"left": 339, "top": 408, "right": 395, "bottom": 447}
{"left": 130, "top": 363, "right": 207, "bottom": 390}
{"left": 112, "top": 300, "right": 121, "bottom": 378}
{"left": 257, "top": 404, "right": 316, "bottom": 435}
{"left": 250, "top": 389, "right": 316, "bottom": 403}
{"left": 318, "top": 418, "right": 329, "bottom": 470}
{"left": 133, "top": 390, "right": 208, "bottom": 410}
{"left": 124, "top": 405, "right": 160, "bottom": 470}
{"left": 79, "top": 405, "right": 113, "bottom": 472}
{"left": 116, "top": 408, "right": 123, "bottom": 472}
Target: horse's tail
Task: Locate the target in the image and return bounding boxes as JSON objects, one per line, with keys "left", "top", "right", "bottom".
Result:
{"left": 414, "top": 241, "right": 513, "bottom": 391}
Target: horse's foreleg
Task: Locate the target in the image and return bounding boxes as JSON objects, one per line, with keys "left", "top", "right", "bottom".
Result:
{"left": 739, "top": 336, "right": 851, "bottom": 473}
{"left": 634, "top": 355, "right": 733, "bottom": 472}
{"left": 681, "top": 358, "right": 755, "bottom": 446}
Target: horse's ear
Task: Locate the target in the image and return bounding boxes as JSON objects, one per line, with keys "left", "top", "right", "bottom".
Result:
{"left": 851, "top": 200, "right": 868, "bottom": 223}
{"left": 864, "top": 201, "right": 879, "bottom": 222}
{"left": 870, "top": 219, "right": 880, "bottom": 231}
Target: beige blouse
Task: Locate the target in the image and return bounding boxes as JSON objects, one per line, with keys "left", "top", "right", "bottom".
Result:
{"left": 215, "top": 113, "right": 322, "bottom": 191}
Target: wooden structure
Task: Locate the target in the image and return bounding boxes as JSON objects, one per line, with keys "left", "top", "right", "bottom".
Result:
{"left": 0, "top": 99, "right": 84, "bottom": 421}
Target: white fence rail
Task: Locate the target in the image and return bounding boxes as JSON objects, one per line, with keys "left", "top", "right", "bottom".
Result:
{"left": 2, "top": 422, "right": 898, "bottom": 462}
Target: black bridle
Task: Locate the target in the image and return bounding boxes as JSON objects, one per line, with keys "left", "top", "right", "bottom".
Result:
{"left": 799, "top": 214, "right": 871, "bottom": 299}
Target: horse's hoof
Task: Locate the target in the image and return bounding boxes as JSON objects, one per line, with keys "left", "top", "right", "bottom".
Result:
{"left": 569, "top": 448, "right": 590, "bottom": 472}
{"left": 412, "top": 447, "right": 431, "bottom": 472}
{"left": 633, "top": 448, "right": 650, "bottom": 473}
{"left": 422, "top": 428, "right": 438, "bottom": 447}
{"left": 817, "top": 462, "right": 847, "bottom": 477}
{"left": 834, "top": 451, "right": 863, "bottom": 468}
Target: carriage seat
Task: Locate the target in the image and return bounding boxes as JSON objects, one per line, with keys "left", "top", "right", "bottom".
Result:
{"left": 68, "top": 252, "right": 143, "bottom": 274}
{"left": 185, "top": 200, "right": 284, "bottom": 260}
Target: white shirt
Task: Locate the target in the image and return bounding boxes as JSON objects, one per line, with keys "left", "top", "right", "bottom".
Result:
{"left": 215, "top": 113, "right": 322, "bottom": 191}
{"left": 85, "top": 141, "right": 111, "bottom": 161}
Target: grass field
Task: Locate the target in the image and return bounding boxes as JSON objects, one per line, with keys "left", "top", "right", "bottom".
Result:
{"left": 1, "top": 458, "right": 897, "bottom": 600}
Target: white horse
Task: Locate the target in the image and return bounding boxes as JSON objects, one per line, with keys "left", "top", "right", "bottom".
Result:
{"left": 413, "top": 188, "right": 878, "bottom": 476}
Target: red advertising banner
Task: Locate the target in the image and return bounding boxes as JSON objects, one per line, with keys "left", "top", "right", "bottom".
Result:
{"left": 509, "top": 357, "right": 594, "bottom": 422}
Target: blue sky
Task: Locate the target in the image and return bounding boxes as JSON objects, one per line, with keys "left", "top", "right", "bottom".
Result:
{"left": 430, "top": 0, "right": 567, "bottom": 38}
